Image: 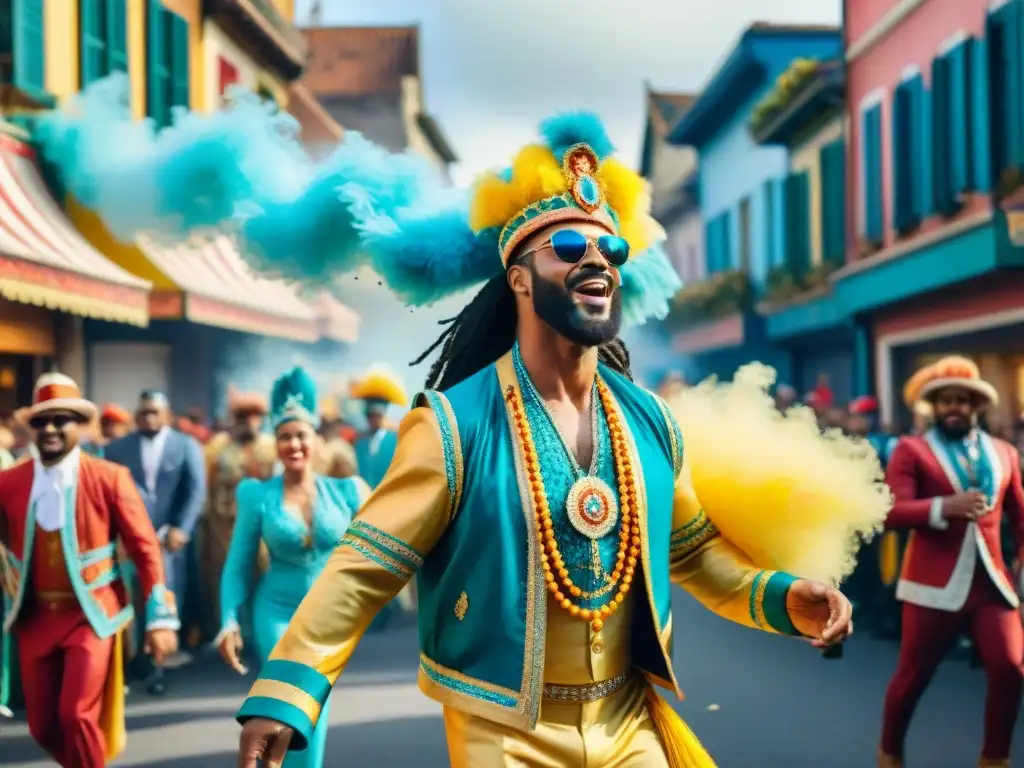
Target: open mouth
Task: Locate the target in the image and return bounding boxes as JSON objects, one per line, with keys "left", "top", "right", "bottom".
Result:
{"left": 571, "top": 278, "right": 612, "bottom": 307}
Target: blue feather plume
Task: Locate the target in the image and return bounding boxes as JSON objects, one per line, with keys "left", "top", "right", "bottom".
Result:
{"left": 539, "top": 112, "right": 616, "bottom": 163}
{"left": 357, "top": 192, "right": 501, "bottom": 307}
{"left": 619, "top": 243, "right": 682, "bottom": 326}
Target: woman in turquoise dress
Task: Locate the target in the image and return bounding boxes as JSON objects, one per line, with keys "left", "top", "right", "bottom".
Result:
{"left": 215, "top": 367, "right": 369, "bottom": 767}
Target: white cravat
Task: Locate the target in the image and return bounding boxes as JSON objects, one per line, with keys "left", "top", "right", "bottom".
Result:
{"left": 31, "top": 447, "right": 81, "bottom": 533}
{"left": 368, "top": 428, "right": 386, "bottom": 458}
{"left": 140, "top": 426, "right": 170, "bottom": 495}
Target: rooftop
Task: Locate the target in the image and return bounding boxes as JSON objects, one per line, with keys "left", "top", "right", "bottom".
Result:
{"left": 299, "top": 25, "right": 420, "bottom": 96}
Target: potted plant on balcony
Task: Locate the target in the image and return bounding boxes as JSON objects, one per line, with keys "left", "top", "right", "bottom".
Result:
{"left": 666, "top": 269, "right": 751, "bottom": 331}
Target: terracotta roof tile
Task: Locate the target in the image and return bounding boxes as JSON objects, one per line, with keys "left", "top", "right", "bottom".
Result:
{"left": 299, "top": 25, "right": 419, "bottom": 96}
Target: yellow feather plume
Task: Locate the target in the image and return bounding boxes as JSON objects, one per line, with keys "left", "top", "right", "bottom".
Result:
{"left": 469, "top": 144, "right": 568, "bottom": 232}
{"left": 666, "top": 364, "right": 892, "bottom": 586}
{"left": 599, "top": 157, "right": 656, "bottom": 252}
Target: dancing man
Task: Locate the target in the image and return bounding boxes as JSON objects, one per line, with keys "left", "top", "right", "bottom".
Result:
{"left": 879, "top": 357, "right": 1024, "bottom": 768}
{"left": 228, "top": 114, "right": 883, "bottom": 767}
{"left": 0, "top": 373, "right": 179, "bottom": 767}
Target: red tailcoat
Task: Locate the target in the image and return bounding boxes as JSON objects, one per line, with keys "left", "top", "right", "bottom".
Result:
{"left": 0, "top": 452, "right": 168, "bottom": 635}
{"left": 885, "top": 431, "right": 1024, "bottom": 611}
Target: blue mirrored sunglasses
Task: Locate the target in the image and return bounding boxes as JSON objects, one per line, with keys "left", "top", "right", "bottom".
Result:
{"left": 522, "top": 228, "right": 630, "bottom": 267}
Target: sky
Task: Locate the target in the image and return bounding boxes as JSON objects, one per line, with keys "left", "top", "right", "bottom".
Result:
{"left": 288, "top": 0, "right": 842, "bottom": 394}
{"left": 295, "top": 0, "right": 841, "bottom": 185}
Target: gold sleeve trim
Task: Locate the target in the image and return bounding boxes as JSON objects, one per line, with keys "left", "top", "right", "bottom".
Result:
{"left": 247, "top": 678, "right": 323, "bottom": 723}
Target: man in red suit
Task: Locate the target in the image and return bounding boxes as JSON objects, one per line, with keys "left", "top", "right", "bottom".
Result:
{"left": 0, "top": 373, "right": 179, "bottom": 768}
{"left": 878, "top": 356, "right": 1024, "bottom": 768}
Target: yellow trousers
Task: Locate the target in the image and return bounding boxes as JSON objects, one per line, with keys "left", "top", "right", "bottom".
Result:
{"left": 443, "top": 677, "right": 715, "bottom": 768}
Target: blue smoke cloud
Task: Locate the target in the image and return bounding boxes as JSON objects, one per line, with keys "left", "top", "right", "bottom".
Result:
{"left": 30, "top": 73, "right": 451, "bottom": 283}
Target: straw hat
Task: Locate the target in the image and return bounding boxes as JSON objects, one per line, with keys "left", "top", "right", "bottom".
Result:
{"left": 904, "top": 356, "right": 997, "bottom": 408}
{"left": 27, "top": 373, "right": 97, "bottom": 422}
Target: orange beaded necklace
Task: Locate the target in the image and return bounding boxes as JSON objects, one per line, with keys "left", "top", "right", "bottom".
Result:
{"left": 505, "top": 375, "right": 641, "bottom": 646}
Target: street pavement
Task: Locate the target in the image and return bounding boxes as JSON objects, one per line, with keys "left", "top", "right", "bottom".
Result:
{"left": 1, "top": 592, "right": 1019, "bottom": 767}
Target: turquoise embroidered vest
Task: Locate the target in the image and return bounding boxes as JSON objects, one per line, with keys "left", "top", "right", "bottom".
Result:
{"left": 413, "top": 352, "right": 681, "bottom": 730}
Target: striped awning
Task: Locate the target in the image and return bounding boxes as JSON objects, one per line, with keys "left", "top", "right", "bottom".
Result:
{"left": 313, "top": 290, "right": 360, "bottom": 343}
{"left": 137, "top": 234, "right": 320, "bottom": 342}
{"left": 0, "top": 133, "right": 151, "bottom": 326}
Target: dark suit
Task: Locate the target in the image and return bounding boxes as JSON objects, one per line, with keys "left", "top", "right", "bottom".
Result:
{"left": 104, "top": 429, "right": 205, "bottom": 630}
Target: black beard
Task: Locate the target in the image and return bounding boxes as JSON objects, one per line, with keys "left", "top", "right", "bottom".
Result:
{"left": 530, "top": 264, "right": 621, "bottom": 347}
{"left": 936, "top": 417, "right": 971, "bottom": 441}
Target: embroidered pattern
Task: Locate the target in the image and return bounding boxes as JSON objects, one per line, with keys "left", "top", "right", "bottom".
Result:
{"left": 669, "top": 509, "right": 719, "bottom": 559}
{"left": 341, "top": 521, "right": 423, "bottom": 581}
{"left": 650, "top": 392, "right": 684, "bottom": 479}
{"left": 419, "top": 390, "right": 465, "bottom": 521}
{"left": 454, "top": 591, "right": 469, "bottom": 621}
{"left": 419, "top": 654, "right": 519, "bottom": 709}
{"left": 749, "top": 569, "right": 772, "bottom": 629}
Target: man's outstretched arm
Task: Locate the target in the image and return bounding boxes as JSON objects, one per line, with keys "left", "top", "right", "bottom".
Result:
{"left": 236, "top": 406, "right": 453, "bottom": 750}
{"left": 668, "top": 456, "right": 801, "bottom": 636}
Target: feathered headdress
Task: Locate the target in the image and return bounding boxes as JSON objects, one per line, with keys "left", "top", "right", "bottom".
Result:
{"left": 358, "top": 112, "right": 682, "bottom": 324}
{"left": 269, "top": 367, "right": 320, "bottom": 430}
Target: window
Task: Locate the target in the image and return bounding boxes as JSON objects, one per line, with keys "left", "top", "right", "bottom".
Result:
{"left": 763, "top": 180, "right": 777, "bottom": 267}
{"left": 860, "top": 100, "right": 884, "bottom": 245}
{"left": 704, "top": 211, "right": 732, "bottom": 275}
{"left": 11, "top": 0, "right": 45, "bottom": 99}
{"left": 784, "top": 171, "right": 811, "bottom": 280}
{"left": 79, "top": 0, "right": 128, "bottom": 88}
{"left": 147, "top": 0, "right": 190, "bottom": 129}
{"left": 819, "top": 138, "right": 846, "bottom": 263}
{"left": 738, "top": 196, "right": 751, "bottom": 271}
{"left": 892, "top": 75, "right": 922, "bottom": 233}
{"left": 218, "top": 56, "right": 240, "bottom": 104}
{"left": 932, "top": 34, "right": 975, "bottom": 214}
{"left": 988, "top": 1, "right": 1024, "bottom": 191}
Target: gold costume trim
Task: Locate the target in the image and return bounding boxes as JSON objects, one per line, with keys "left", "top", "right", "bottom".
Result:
{"left": 650, "top": 391, "right": 684, "bottom": 479}
{"left": 434, "top": 392, "right": 466, "bottom": 521}
{"left": 247, "top": 679, "right": 323, "bottom": 723}
{"left": 496, "top": 353, "right": 547, "bottom": 729}
{"left": 750, "top": 570, "right": 771, "bottom": 630}
{"left": 543, "top": 672, "right": 632, "bottom": 702}
{"left": 611, "top": 385, "right": 682, "bottom": 697}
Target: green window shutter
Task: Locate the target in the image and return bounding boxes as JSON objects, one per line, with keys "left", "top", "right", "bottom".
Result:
{"left": 946, "top": 39, "right": 973, "bottom": 194}
{"left": 106, "top": 0, "right": 128, "bottom": 73}
{"left": 147, "top": 0, "right": 171, "bottom": 128}
{"left": 891, "top": 81, "right": 913, "bottom": 232}
{"left": 79, "top": 0, "right": 107, "bottom": 87}
{"left": 13, "top": 0, "right": 46, "bottom": 98}
{"left": 820, "top": 139, "right": 845, "bottom": 264}
{"left": 704, "top": 219, "right": 717, "bottom": 274}
{"left": 970, "top": 34, "right": 991, "bottom": 191}
{"left": 862, "top": 104, "right": 884, "bottom": 243}
{"left": 932, "top": 56, "right": 955, "bottom": 215}
{"left": 169, "top": 11, "right": 190, "bottom": 109}
{"left": 721, "top": 209, "right": 733, "bottom": 270}
{"left": 762, "top": 179, "right": 775, "bottom": 268}
{"left": 794, "top": 171, "right": 811, "bottom": 280}
{"left": 989, "top": 1, "right": 1024, "bottom": 183}
{"left": 913, "top": 78, "right": 932, "bottom": 218}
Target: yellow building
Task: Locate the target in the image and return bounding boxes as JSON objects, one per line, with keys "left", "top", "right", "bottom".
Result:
{"left": 0, "top": 0, "right": 357, "bottom": 411}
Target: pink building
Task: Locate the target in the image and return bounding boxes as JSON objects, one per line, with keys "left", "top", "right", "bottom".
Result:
{"left": 836, "top": 0, "right": 1024, "bottom": 428}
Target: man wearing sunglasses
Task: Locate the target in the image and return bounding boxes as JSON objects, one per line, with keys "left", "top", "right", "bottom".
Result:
{"left": 0, "top": 373, "right": 178, "bottom": 767}
{"left": 234, "top": 114, "right": 869, "bottom": 768}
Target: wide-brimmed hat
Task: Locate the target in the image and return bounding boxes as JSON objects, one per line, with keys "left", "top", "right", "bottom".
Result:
{"left": 905, "top": 356, "right": 998, "bottom": 408}
{"left": 28, "top": 373, "right": 97, "bottom": 422}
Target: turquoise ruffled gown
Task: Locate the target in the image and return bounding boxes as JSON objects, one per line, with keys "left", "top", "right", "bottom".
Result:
{"left": 220, "top": 474, "right": 368, "bottom": 767}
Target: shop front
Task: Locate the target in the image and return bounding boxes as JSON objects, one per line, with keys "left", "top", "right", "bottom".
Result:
{"left": 0, "top": 127, "right": 151, "bottom": 410}
{"left": 873, "top": 272, "right": 1024, "bottom": 433}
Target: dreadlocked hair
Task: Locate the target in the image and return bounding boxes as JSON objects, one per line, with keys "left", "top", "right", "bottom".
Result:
{"left": 411, "top": 277, "right": 636, "bottom": 391}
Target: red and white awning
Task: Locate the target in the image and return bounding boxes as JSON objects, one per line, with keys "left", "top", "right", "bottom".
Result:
{"left": 0, "top": 132, "right": 151, "bottom": 326}
{"left": 137, "top": 234, "right": 321, "bottom": 342}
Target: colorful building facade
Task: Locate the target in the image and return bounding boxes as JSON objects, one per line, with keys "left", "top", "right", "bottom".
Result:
{"left": 662, "top": 24, "right": 842, "bottom": 386}
{"left": 842, "top": 0, "right": 1024, "bottom": 430}
{"left": 3, "top": 0, "right": 359, "bottom": 416}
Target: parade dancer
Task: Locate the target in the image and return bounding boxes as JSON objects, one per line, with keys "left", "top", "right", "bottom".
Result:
{"left": 879, "top": 357, "right": 1024, "bottom": 768}
{"left": 350, "top": 367, "right": 406, "bottom": 489}
{"left": 215, "top": 368, "right": 368, "bottom": 768}
{"left": 232, "top": 114, "right": 885, "bottom": 767}
{"left": 0, "top": 373, "right": 179, "bottom": 767}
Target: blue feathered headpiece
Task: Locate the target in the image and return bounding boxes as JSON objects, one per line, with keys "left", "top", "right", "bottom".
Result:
{"left": 269, "top": 367, "right": 320, "bottom": 430}
{"left": 357, "top": 111, "right": 681, "bottom": 324}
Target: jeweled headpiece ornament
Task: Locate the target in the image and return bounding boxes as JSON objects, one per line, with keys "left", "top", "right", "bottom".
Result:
{"left": 269, "top": 367, "right": 321, "bottom": 430}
